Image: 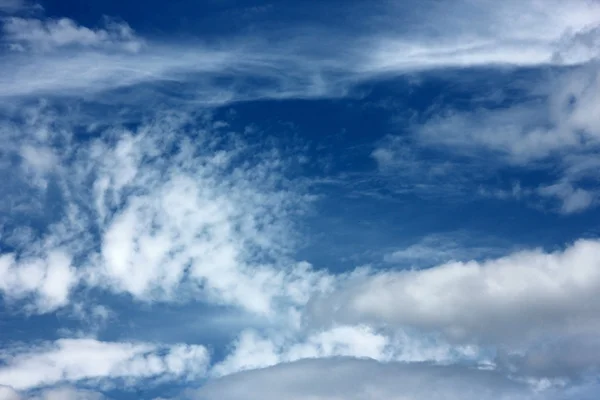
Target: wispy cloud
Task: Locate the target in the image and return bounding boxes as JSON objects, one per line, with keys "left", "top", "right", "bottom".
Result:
{"left": 0, "top": 338, "right": 209, "bottom": 391}
{"left": 0, "top": 0, "right": 598, "bottom": 101}
{"left": 383, "top": 231, "right": 511, "bottom": 266}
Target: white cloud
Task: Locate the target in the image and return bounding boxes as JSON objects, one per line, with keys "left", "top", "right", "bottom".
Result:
{"left": 19, "top": 145, "right": 57, "bottom": 174}
{"left": 365, "top": 0, "right": 600, "bottom": 72}
{"left": 309, "top": 239, "right": 600, "bottom": 349}
{"left": 80, "top": 123, "right": 331, "bottom": 314}
{"left": 212, "top": 325, "right": 390, "bottom": 377}
{"left": 198, "top": 358, "right": 538, "bottom": 400}
{"left": 2, "top": 17, "right": 143, "bottom": 52}
{"left": 414, "top": 67, "right": 600, "bottom": 164}
{"left": 0, "top": 249, "right": 76, "bottom": 313}
{"left": 383, "top": 232, "right": 507, "bottom": 266}
{"left": 0, "top": 339, "right": 209, "bottom": 391}
{"left": 1, "top": 3, "right": 600, "bottom": 399}
{"left": 405, "top": 64, "right": 600, "bottom": 212}
{"left": 212, "top": 325, "right": 482, "bottom": 378}
{"left": 0, "top": 386, "right": 21, "bottom": 400}
{"left": 0, "top": 106, "right": 331, "bottom": 316}
{"left": 0, "top": 0, "right": 598, "bottom": 100}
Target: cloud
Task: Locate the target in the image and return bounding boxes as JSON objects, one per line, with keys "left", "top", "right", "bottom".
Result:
{"left": 197, "top": 358, "right": 538, "bottom": 400}
{"left": 538, "top": 181, "right": 595, "bottom": 214}
{"left": 363, "top": 0, "right": 600, "bottom": 72}
{"left": 497, "top": 335, "right": 600, "bottom": 379}
{"left": 0, "top": 0, "right": 26, "bottom": 13}
{"left": 398, "top": 62, "right": 600, "bottom": 212}
{"left": 414, "top": 67, "right": 600, "bottom": 165}
{"left": 0, "top": 386, "right": 21, "bottom": 400}
{"left": 212, "top": 325, "right": 484, "bottom": 378}
{"left": 2, "top": 17, "right": 143, "bottom": 52}
{"left": 211, "top": 326, "right": 391, "bottom": 377}
{"left": 0, "top": 104, "right": 331, "bottom": 316}
{"left": 476, "top": 180, "right": 595, "bottom": 215}
{"left": 1, "top": 2, "right": 600, "bottom": 399}
{"left": 368, "top": 134, "right": 487, "bottom": 200}
{"left": 309, "top": 239, "right": 600, "bottom": 351}
{"left": 0, "top": 249, "right": 76, "bottom": 313}
{"left": 81, "top": 124, "right": 330, "bottom": 314}
{"left": 0, "top": 0, "right": 598, "bottom": 100}
{"left": 383, "top": 232, "right": 509, "bottom": 266}
{"left": 25, "top": 387, "right": 106, "bottom": 400}
{"left": 0, "top": 338, "right": 209, "bottom": 391}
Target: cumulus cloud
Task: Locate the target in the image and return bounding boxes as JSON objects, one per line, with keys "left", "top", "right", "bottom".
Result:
{"left": 0, "top": 249, "right": 76, "bottom": 313}
{"left": 0, "top": 338, "right": 209, "bottom": 391}
{"left": 309, "top": 239, "right": 600, "bottom": 352}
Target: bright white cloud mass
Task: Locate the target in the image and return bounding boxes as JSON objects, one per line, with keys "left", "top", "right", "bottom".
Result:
{"left": 0, "top": 0, "right": 599, "bottom": 399}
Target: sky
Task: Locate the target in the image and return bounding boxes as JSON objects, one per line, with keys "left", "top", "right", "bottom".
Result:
{"left": 0, "top": 0, "right": 600, "bottom": 399}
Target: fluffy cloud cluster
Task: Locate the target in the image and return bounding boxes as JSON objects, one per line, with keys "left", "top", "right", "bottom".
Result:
{"left": 311, "top": 240, "right": 600, "bottom": 342}
{"left": 0, "top": 250, "right": 75, "bottom": 313}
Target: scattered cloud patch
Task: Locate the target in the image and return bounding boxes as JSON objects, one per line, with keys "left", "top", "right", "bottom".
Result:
{"left": 538, "top": 181, "right": 595, "bottom": 214}
{"left": 0, "top": 249, "right": 76, "bottom": 313}
{"left": 383, "top": 232, "right": 508, "bottom": 266}
{"left": 2, "top": 17, "right": 143, "bottom": 52}
{"left": 0, "top": 339, "right": 209, "bottom": 391}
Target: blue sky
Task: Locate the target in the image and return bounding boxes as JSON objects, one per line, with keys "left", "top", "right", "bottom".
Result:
{"left": 1, "top": 0, "right": 600, "bottom": 399}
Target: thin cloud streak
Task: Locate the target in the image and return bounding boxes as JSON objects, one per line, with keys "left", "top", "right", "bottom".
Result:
{"left": 0, "top": 0, "right": 598, "bottom": 101}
